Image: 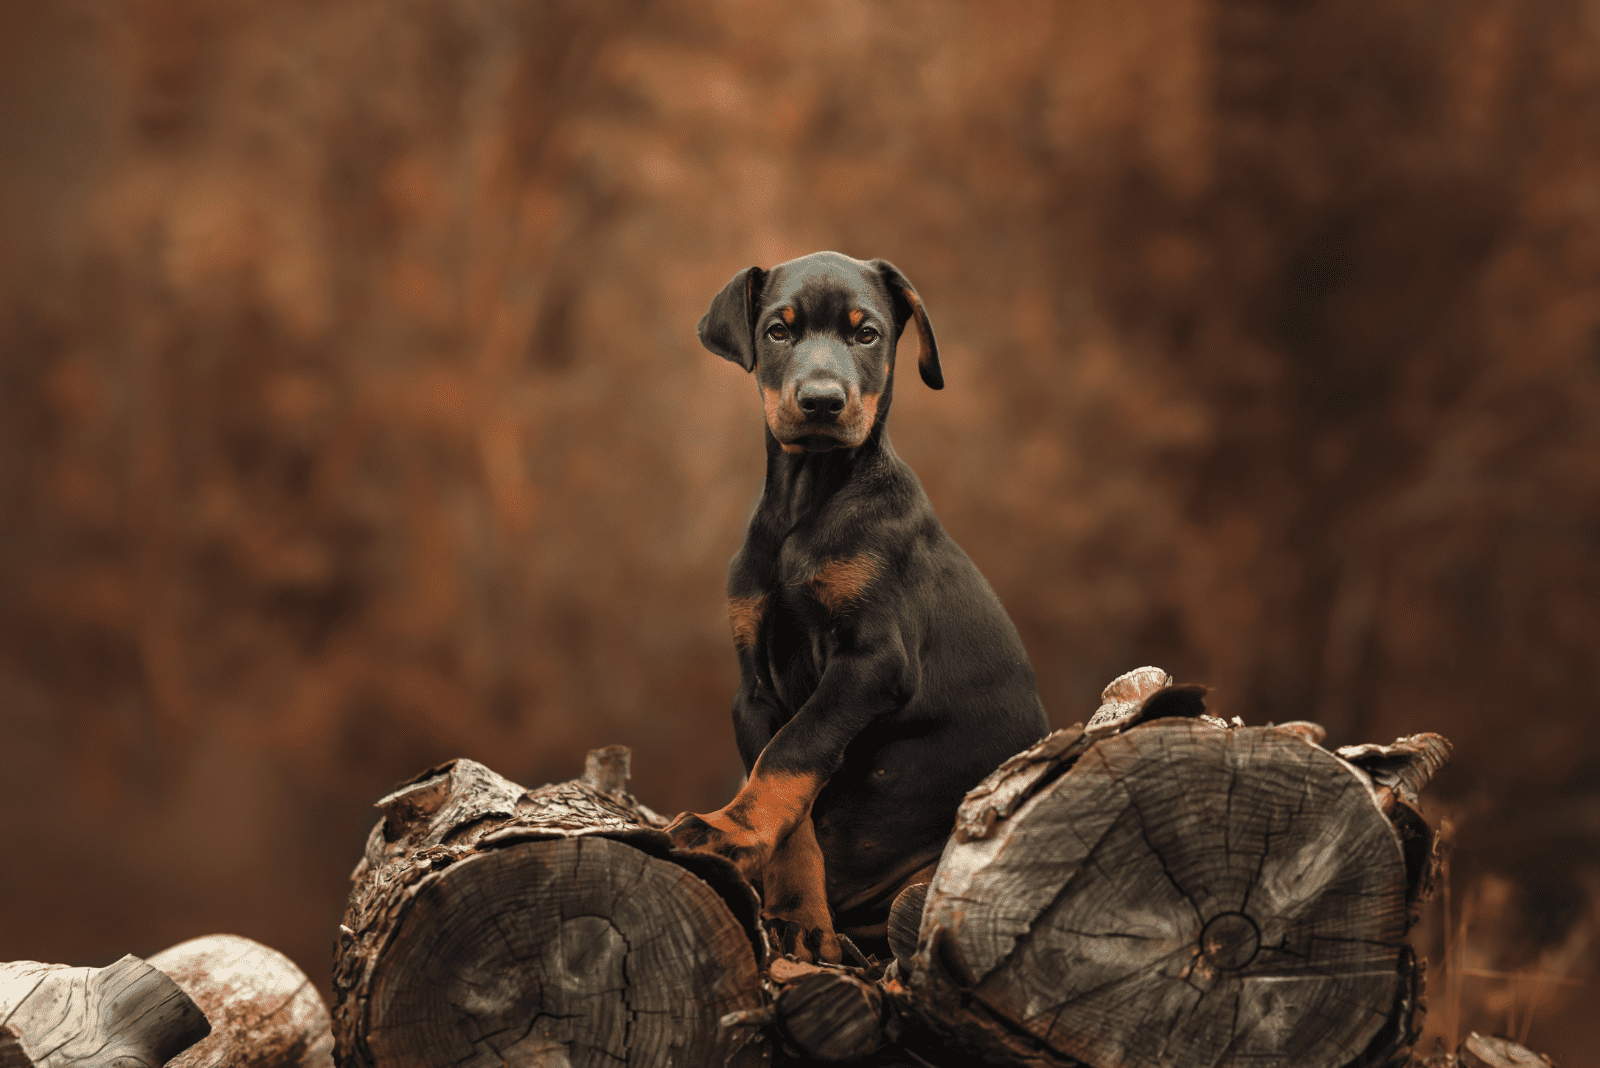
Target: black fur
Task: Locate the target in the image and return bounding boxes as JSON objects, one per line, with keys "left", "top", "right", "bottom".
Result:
{"left": 701, "top": 251, "right": 1048, "bottom": 927}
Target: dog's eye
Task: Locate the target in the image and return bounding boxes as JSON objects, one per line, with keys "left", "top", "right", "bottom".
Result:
{"left": 766, "top": 324, "right": 790, "bottom": 342}
{"left": 855, "top": 326, "right": 879, "bottom": 344}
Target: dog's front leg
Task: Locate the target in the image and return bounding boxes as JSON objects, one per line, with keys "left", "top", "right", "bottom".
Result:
{"left": 667, "top": 637, "right": 911, "bottom": 960}
{"left": 668, "top": 639, "right": 909, "bottom": 869}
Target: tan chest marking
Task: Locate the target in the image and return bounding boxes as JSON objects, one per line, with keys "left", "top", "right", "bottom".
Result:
{"left": 807, "top": 554, "right": 880, "bottom": 613}
{"left": 728, "top": 594, "right": 768, "bottom": 648}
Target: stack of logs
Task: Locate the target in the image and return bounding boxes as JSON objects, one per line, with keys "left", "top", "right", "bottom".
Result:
{"left": 318, "top": 667, "right": 1537, "bottom": 1068}
{"left": 0, "top": 668, "right": 1564, "bottom": 1068}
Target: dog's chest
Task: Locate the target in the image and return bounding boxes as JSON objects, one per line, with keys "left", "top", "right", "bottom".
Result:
{"left": 742, "top": 537, "right": 870, "bottom": 704}
{"left": 752, "top": 554, "right": 830, "bottom": 702}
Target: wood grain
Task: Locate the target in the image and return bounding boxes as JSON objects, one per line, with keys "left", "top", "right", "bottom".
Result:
{"left": 0, "top": 955, "right": 210, "bottom": 1068}
{"left": 921, "top": 720, "right": 1412, "bottom": 1068}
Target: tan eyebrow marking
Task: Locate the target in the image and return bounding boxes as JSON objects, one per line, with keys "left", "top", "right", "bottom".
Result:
{"left": 848, "top": 309, "right": 864, "bottom": 328}
{"left": 780, "top": 307, "right": 795, "bottom": 325}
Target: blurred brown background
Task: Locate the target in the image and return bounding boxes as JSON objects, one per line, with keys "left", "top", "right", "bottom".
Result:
{"left": 1, "top": 0, "right": 1596, "bottom": 1060}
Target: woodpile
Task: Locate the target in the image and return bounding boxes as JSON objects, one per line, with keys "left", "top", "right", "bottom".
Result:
{"left": 0, "top": 671, "right": 1566, "bottom": 1068}
{"left": 317, "top": 666, "right": 1486, "bottom": 1068}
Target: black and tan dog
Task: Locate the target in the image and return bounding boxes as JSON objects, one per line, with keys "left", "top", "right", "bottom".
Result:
{"left": 667, "top": 251, "right": 1048, "bottom": 963}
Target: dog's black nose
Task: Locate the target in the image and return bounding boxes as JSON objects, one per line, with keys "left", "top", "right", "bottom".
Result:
{"left": 797, "top": 382, "right": 847, "bottom": 422}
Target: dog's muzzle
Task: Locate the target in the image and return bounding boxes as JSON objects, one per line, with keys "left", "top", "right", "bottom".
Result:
{"left": 765, "top": 382, "right": 880, "bottom": 453}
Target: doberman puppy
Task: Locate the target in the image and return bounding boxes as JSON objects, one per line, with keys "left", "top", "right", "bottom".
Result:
{"left": 667, "top": 251, "right": 1048, "bottom": 963}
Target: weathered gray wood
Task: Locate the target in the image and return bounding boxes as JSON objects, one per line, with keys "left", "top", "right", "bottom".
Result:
{"left": 0, "top": 954, "right": 211, "bottom": 1067}
{"left": 914, "top": 718, "right": 1420, "bottom": 1068}
{"left": 150, "top": 935, "right": 332, "bottom": 1068}
{"left": 333, "top": 754, "right": 767, "bottom": 1068}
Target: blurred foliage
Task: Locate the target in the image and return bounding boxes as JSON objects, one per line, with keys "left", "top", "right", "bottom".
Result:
{"left": 1, "top": 0, "right": 1596, "bottom": 1058}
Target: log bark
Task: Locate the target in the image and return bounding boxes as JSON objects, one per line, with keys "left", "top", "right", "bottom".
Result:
{"left": 332, "top": 750, "right": 769, "bottom": 1068}
{"left": 149, "top": 934, "right": 333, "bottom": 1068}
{"left": 0, "top": 954, "right": 211, "bottom": 1067}
{"left": 897, "top": 667, "right": 1447, "bottom": 1068}
{"left": 1335, "top": 734, "right": 1451, "bottom": 929}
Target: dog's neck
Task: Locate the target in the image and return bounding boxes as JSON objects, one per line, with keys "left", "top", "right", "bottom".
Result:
{"left": 760, "top": 408, "right": 893, "bottom": 529}
{"left": 754, "top": 347, "right": 908, "bottom": 529}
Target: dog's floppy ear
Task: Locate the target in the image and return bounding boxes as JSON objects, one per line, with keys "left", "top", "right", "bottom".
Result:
{"left": 872, "top": 259, "right": 943, "bottom": 389}
{"left": 697, "top": 266, "right": 766, "bottom": 372}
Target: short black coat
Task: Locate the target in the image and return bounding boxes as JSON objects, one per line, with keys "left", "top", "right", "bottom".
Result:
{"left": 701, "top": 251, "right": 1049, "bottom": 924}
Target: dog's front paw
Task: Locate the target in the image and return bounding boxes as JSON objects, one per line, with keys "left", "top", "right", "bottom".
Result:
{"left": 665, "top": 809, "right": 769, "bottom": 880}
{"left": 763, "top": 877, "right": 842, "bottom": 964}
{"left": 766, "top": 914, "right": 842, "bottom": 965}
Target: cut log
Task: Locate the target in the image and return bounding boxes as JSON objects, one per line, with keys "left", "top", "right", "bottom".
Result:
{"left": 0, "top": 954, "right": 211, "bottom": 1067}
{"left": 327, "top": 688, "right": 1452, "bottom": 1067}
{"left": 766, "top": 959, "right": 892, "bottom": 1063}
{"left": 149, "top": 934, "right": 333, "bottom": 1068}
{"left": 904, "top": 672, "right": 1446, "bottom": 1068}
{"left": 332, "top": 752, "right": 768, "bottom": 1068}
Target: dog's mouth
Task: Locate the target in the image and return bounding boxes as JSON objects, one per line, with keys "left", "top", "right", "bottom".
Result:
{"left": 789, "top": 433, "right": 844, "bottom": 452}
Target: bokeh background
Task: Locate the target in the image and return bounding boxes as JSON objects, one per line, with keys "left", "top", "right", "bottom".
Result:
{"left": 2, "top": 0, "right": 1597, "bottom": 1060}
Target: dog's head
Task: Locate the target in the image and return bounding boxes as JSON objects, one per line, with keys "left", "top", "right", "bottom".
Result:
{"left": 697, "top": 251, "right": 942, "bottom": 454}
